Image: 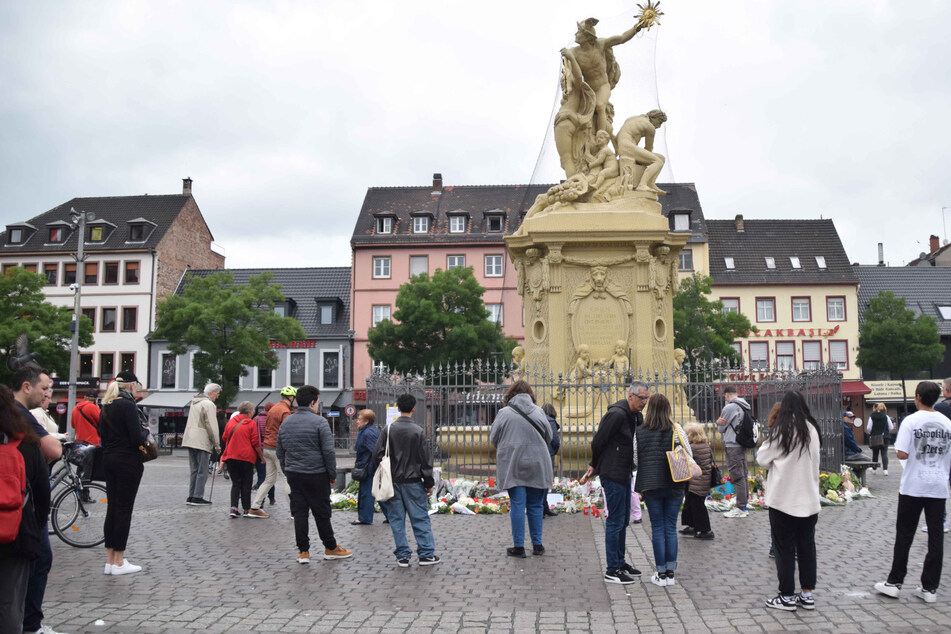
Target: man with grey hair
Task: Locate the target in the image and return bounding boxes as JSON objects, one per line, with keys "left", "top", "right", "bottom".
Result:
{"left": 583, "top": 380, "right": 649, "bottom": 584}
{"left": 182, "top": 383, "right": 222, "bottom": 505}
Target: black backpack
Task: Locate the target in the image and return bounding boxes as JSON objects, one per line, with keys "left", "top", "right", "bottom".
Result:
{"left": 732, "top": 402, "right": 759, "bottom": 449}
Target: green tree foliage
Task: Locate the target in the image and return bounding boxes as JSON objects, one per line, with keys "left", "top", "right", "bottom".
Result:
{"left": 367, "top": 267, "right": 513, "bottom": 374}
{"left": 152, "top": 271, "right": 305, "bottom": 408}
{"left": 857, "top": 291, "right": 944, "bottom": 408}
{"left": 0, "top": 267, "right": 94, "bottom": 384}
{"left": 673, "top": 274, "right": 755, "bottom": 365}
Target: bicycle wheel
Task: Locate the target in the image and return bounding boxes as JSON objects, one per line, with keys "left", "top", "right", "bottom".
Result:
{"left": 51, "top": 482, "right": 108, "bottom": 548}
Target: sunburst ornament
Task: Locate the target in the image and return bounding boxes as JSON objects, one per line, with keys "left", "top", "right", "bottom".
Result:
{"left": 636, "top": 0, "right": 664, "bottom": 29}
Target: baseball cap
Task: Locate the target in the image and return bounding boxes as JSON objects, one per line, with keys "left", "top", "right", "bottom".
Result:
{"left": 843, "top": 411, "right": 854, "bottom": 418}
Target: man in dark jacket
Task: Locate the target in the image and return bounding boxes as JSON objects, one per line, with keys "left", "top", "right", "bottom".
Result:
{"left": 583, "top": 381, "right": 649, "bottom": 585}
{"left": 371, "top": 393, "right": 440, "bottom": 567}
{"left": 276, "top": 385, "right": 352, "bottom": 564}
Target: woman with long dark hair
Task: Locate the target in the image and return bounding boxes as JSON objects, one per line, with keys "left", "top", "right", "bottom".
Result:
{"left": 756, "top": 390, "right": 822, "bottom": 611}
{"left": 100, "top": 371, "right": 148, "bottom": 576}
{"left": 634, "top": 393, "right": 691, "bottom": 587}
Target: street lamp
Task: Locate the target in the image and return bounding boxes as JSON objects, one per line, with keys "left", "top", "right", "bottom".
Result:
{"left": 66, "top": 208, "right": 95, "bottom": 439}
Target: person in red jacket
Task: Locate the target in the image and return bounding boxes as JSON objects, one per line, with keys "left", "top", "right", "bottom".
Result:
{"left": 71, "top": 390, "right": 101, "bottom": 445}
{"left": 221, "top": 402, "right": 263, "bottom": 518}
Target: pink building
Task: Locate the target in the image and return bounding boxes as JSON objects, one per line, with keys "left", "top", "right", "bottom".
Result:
{"left": 350, "top": 174, "right": 550, "bottom": 401}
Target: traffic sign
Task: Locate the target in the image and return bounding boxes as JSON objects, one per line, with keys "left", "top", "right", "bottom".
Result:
{"left": 344, "top": 405, "right": 356, "bottom": 417}
{"left": 56, "top": 402, "right": 67, "bottom": 415}
{"left": 326, "top": 411, "right": 340, "bottom": 418}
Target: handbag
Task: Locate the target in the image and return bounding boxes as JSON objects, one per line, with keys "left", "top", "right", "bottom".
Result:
{"left": 666, "top": 424, "right": 702, "bottom": 483}
{"left": 371, "top": 427, "right": 395, "bottom": 501}
{"left": 352, "top": 465, "right": 368, "bottom": 482}
{"left": 139, "top": 429, "right": 159, "bottom": 463}
{"left": 709, "top": 461, "right": 723, "bottom": 489}
{"left": 869, "top": 434, "right": 885, "bottom": 448}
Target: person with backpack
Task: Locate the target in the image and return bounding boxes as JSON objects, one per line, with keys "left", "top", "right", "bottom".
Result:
{"left": 716, "top": 385, "right": 753, "bottom": 518}
{"left": 220, "top": 402, "right": 263, "bottom": 518}
{"left": 0, "top": 385, "right": 50, "bottom": 633}
{"left": 71, "top": 389, "right": 101, "bottom": 445}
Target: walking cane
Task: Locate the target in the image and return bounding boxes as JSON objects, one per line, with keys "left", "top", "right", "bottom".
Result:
{"left": 209, "top": 459, "right": 217, "bottom": 500}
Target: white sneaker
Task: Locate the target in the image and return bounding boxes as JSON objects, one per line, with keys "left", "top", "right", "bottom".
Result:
{"left": 35, "top": 626, "right": 68, "bottom": 634}
{"left": 723, "top": 507, "right": 749, "bottom": 518}
{"left": 650, "top": 572, "right": 667, "bottom": 587}
{"left": 914, "top": 586, "right": 937, "bottom": 603}
{"left": 883, "top": 470, "right": 888, "bottom": 476}
{"left": 874, "top": 581, "right": 901, "bottom": 598}
{"left": 110, "top": 560, "right": 142, "bottom": 575}
{"left": 103, "top": 563, "right": 112, "bottom": 575}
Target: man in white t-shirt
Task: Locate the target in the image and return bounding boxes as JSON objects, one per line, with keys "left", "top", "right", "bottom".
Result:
{"left": 874, "top": 381, "right": 951, "bottom": 604}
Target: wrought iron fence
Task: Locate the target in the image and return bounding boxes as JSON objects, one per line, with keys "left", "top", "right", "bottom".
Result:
{"left": 366, "top": 360, "right": 843, "bottom": 480}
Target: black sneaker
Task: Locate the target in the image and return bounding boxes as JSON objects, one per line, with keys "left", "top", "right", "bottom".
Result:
{"left": 765, "top": 595, "right": 797, "bottom": 611}
{"left": 795, "top": 593, "right": 815, "bottom": 610}
{"left": 679, "top": 526, "right": 695, "bottom": 535}
{"left": 507, "top": 547, "right": 527, "bottom": 558}
{"left": 532, "top": 544, "right": 545, "bottom": 556}
{"left": 694, "top": 530, "right": 715, "bottom": 540}
{"left": 620, "top": 563, "right": 642, "bottom": 577}
{"left": 396, "top": 558, "right": 410, "bottom": 568}
{"left": 191, "top": 498, "right": 212, "bottom": 506}
{"left": 186, "top": 497, "right": 196, "bottom": 505}
{"left": 604, "top": 569, "right": 636, "bottom": 585}
{"left": 229, "top": 507, "right": 240, "bottom": 518}
{"left": 418, "top": 555, "right": 441, "bottom": 566}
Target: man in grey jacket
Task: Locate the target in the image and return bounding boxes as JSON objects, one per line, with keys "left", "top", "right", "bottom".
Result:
{"left": 716, "top": 385, "right": 751, "bottom": 518}
{"left": 276, "top": 385, "right": 352, "bottom": 564}
{"left": 182, "top": 383, "right": 221, "bottom": 505}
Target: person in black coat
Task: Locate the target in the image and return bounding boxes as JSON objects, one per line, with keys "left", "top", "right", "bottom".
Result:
{"left": 100, "top": 370, "right": 148, "bottom": 576}
{"left": 541, "top": 404, "right": 561, "bottom": 517}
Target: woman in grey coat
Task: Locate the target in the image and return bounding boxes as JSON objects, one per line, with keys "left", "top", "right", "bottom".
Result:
{"left": 490, "top": 380, "right": 553, "bottom": 558}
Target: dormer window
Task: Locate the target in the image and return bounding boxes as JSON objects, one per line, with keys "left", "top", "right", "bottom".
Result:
{"left": 450, "top": 216, "right": 466, "bottom": 233}
{"left": 90, "top": 226, "right": 103, "bottom": 241}
{"left": 815, "top": 256, "right": 827, "bottom": 269}
{"left": 130, "top": 225, "right": 145, "bottom": 241}
{"left": 413, "top": 216, "right": 429, "bottom": 233}
{"left": 937, "top": 306, "right": 951, "bottom": 320}
{"left": 376, "top": 217, "right": 393, "bottom": 234}
{"left": 49, "top": 228, "right": 67, "bottom": 243}
{"left": 9, "top": 228, "right": 23, "bottom": 244}
{"left": 319, "top": 305, "right": 334, "bottom": 324}
{"left": 487, "top": 215, "right": 504, "bottom": 233}
{"left": 724, "top": 257, "right": 735, "bottom": 270}
{"left": 764, "top": 257, "right": 776, "bottom": 269}
{"left": 673, "top": 213, "right": 690, "bottom": 231}
{"left": 790, "top": 257, "right": 801, "bottom": 269}
{"left": 7, "top": 223, "right": 35, "bottom": 245}
{"left": 87, "top": 221, "right": 114, "bottom": 243}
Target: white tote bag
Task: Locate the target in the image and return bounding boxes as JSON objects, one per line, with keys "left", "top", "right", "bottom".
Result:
{"left": 372, "top": 428, "right": 395, "bottom": 502}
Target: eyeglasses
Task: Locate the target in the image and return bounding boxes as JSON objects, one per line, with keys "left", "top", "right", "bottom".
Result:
{"left": 632, "top": 394, "right": 650, "bottom": 401}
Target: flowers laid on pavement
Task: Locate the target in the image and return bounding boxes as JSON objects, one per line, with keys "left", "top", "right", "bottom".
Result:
{"left": 705, "top": 465, "right": 870, "bottom": 512}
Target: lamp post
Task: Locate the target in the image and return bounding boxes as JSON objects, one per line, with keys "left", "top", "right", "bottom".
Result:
{"left": 66, "top": 207, "right": 94, "bottom": 439}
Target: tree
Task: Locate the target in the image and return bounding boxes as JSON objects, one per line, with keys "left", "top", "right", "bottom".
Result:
{"left": 673, "top": 274, "right": 755, "bottom": 366}
{"left": 367, "top": 267, "right": 513, "bottom": 374}
{"left": 857, "top": 290, "right": 944, "bottom": 412}
{"left": 0, "top": 267, "right": 94, "bottom": 385}
{"left": 152, "top": 271, "right": 306, "bottom": 408}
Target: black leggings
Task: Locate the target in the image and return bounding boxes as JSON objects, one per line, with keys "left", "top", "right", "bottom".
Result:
{"left": 226, "top": 459, "right": 255, "bottom": 510}
{"left": 871, "top": 445, "right": 889, "bottom": 470}
{"left": 103, "top": 451, "right": 144, "bottom": 551}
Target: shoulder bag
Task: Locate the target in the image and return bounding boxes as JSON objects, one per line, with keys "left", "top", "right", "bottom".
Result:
{"left": 371, "top": 427, "right": 395, "bottom": 501}
{"left": 508, "top": 404, "right": 549, "bottom": 442}
{"left": 667, "top": 424, "right": 702, "bottom": 483}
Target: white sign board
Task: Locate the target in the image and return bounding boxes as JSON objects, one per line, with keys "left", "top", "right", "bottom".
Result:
{"left": 386, "top": 405, "right": 400, "bottom": 426}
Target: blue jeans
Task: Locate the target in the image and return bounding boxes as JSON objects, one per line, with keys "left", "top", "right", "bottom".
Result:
{"left": 357, "top": 474, "right": 376, "bottom": 524}
{"left": 508, "top": 486, "right": 545, "bottom": 547}
{"left": 24, "top": 524, "right": 52, "bottom": 631}
{"left": 643, "top": 488, "right": 685, "bottom": 571}
{"left": 382, "top": 482, "right": 435, "bottom": 559}
{"left": 602, "top": 477, "right": 632, "bottom": 570}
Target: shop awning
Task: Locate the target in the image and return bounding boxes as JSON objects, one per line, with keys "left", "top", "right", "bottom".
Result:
{"left": 841, "top": 380, "right": 872, "bottom": 396}
{"left": 138, "top": 392, "right": 195, "bottom": 409}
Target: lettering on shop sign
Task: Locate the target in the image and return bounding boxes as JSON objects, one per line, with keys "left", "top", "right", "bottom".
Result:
{"left": 749, "top": 325, "right": 840, "bottom": 338}
{"left": 270, "top": 340, "right": 317, "bottom": 349}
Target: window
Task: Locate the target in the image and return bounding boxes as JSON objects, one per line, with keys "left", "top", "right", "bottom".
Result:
{"left": 829, "top": 340, "right": 848, "bottom": 370}
{"left": 129, "top": 225, "right": 145, "bottom": 241}
{"left": 803, "top": 341, "right": 822, "bottom": 370}
{"left": 84, "top": 262, "right": 98, "bottom": 285}
{"left": 776, "top": 342, "right": 795, "bottom": 371}
{"left": 678, "top": 248, "right": 694, "bottom": 271}
{"left": 81, "top": 307, "right": 96, "bottom": 330}
{"left": 320, "top": 305, "right": 334, "bottom": 325}
{"left": 376, "top": 217, "right": 393, "bottom": 234}
{"left": 273, "top": 305, "right": 286, "bottom": 317}
{"left": 815, "top": 256, "right": 827, "bottom": 269}
{"left": 412, "top": 216, "right": 429, "bottom": 233}
{"left": 487, "top": 303, "right": 503, "bottom": 325}
{"left": 104, "top": 262, "right": 119, "bottom": 284}
{"left": 673, "top": 213, "right": 690, "bottom": 231}
{"left": 791, "top": 297, "right": 811, "bottom": 322}
{"left": 826, "top": 297, "right": 845, "bottom": 321}
{"left": 485, "top": 254, "right": 503, "bottom": 277}
{"left": 257, "top": 366, "right": 273, "bottom": 389}
{"left": 2, "top": 264, "right": 15, "bottom": 277}
{"left": 120, "top": 353, "right": 135, "bottom": 374}
{"left": 9, "top": 228, "right": 23, "bottom": 244}
{"left": 124, "top": 261, "right": 140, "bottom": 284}
{"left": 161, "top": 353, "right": 177, "bottom": 389}
{"left": 121, "top": 307, "right": 137, "bottom": 331}
{"left": 720, "top": 298, "right": 739, "bottom": 314}
{"left": 101, "top": 308, "right": 116, "bottom": 332}
{"left": 79, "top": 354, "right": 93, "bottom": 377}
{"left": 22, "top": 263, "right": 36, "bottom": 273}
{"left": 487, "top": 215, "right": 504, "bottom": 232}
{"left": 938, "top": 306, "right": 951, "bottom": 320}
{"left": 764, "top": 257, "right": 776, "bottom": 269}
{"left": 43, "top": 264, "right": 57, "bottom": 285}
{"left": 409, "top": 255, "right": 428, "bottom": 277}
{"left": 89, "top": 226, "right": 104, "bottom": 242}
{"left": 63, "top": 263, "right": 76, "bottom": 285}
{"left": 372, "top": 305, "right": 390, "bottom": 327}
{"left": 449, "top": 216, "right": 466, "bottom": 233}
{"left": 790, "top": 256, "right": 801, "bottom": 269}
{"left": 289, "top": 351, "right": 306, "bottom": 386}
{"left": 730, "top": 342, "right": 742, "bottom": 360}
{"left": 322, "top": 351, "right": 340, "bottom": 389}
{"left": 49, "top": 227, "right": 65, "bottom": 243}
{"left": 99, "top": 353, "right": 115, "bottom": 381}
{"left": 756, "top": 298, "right": 776, "bottom": 322}
{"left": 724, "top": 257, "right": 735, "bottom": 270}
{"left": 372, "top": 256, "right": 391, "bottom": 279}
{"left": 749, "top": 342, "right": 769, "bottom": 371}
{"left": 447, "top": 255, "right": 466, "bottom": 269}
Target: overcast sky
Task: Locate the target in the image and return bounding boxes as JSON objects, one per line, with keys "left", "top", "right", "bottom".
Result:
{"left": 2, "top": 1, "right": 950, "bottom": 270}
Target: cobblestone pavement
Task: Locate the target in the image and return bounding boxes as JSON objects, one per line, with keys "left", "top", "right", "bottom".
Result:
{"left": 41, "top": 451, "right": 949, "bottom": 632}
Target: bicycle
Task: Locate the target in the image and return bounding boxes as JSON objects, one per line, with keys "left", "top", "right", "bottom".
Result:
{"left": 49, "top": 441, "right": 108, "bottom": 548}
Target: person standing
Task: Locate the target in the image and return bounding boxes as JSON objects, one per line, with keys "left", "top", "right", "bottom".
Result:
{"left": 866, "top": 403, "right": 894, "bottom": 475}
{"left": 181, "top": 383, "right": 221, "bottom": 506}
{"left": 582, "top": 381, "right": 648, "bottom": 585}
{"left": 71, "top": 389, "right": 101, "bottom": 445}
{"left": 100, "top": 370, "right": 149, "bottom": 576}
{"left": 541, "top": 403, "right": 561, "bottom": 518}
{"left": 756, "top": 391, "right": 822, "bottom": 611}
{"left": 251, "top": 403, "right": 275, "bottom": 506}
{"left": 221, "top": 402, "right": 262, "bottom": 518}
{"left": 680, "top": 422, "right": 715, "bottom": 540}
{"left": 248, "top": 386, "right": 296, "bottom": 517}
{"left": 30, "top": 390, "right": 66, "bottom": 441}
{"left": 874, "top": 381, "right": 951, "bottom": 604}
{"left": 371, "top": 393, "right": 440, "bottom": 567}
{"left": 276, "top": 386, "right": 352, "bottom": 564}
{"left": 716, "top": 386, "right": 752, "bottom": 518}
{"left": 935, "top": 378, "right": 951, "bottom": 420}
{"left": 351, "top": 409, "right": 382, "bottom": 526}
{"left": 490, "top": 381, "right": 553, "bottom": 558}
